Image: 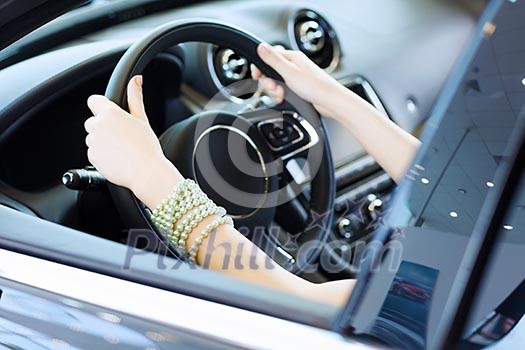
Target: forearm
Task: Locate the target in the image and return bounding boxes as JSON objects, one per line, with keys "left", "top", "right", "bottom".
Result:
{"left": 324, "top": 84, "right": 421, "bottom": 183}
{"left": 193, "top": 222, "right": 354, "bottom": 306}
{"left": 88, "top": 73, "right": 355, "bottom": 307}
{"left": 135, "top": 170, "right": 353, "bottom": 307}
{"left": 254, "top": 44, "right": 419, "bottom": 182}
{"left": 131, "top": 157, "right": 184, "bottom": 210}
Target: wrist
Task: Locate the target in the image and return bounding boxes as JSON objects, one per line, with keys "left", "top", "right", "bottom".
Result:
{"left": 313, "top": 78, "right": 348, "bottom": 119}
{"left": 131, "top": 156, "right": 184, "bottom": 209}
{"left": 321, "top": 82, "right": 351, "bottom": 119}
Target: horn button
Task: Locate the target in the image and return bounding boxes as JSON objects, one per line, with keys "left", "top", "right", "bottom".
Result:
{"left": 160, "top": 111, "right": 280, "bottom": 228}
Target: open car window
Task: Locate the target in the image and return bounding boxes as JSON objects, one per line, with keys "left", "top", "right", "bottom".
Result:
{"left": 337, "top": 0, "right": 525, "bottom": 348}
{"left": 0, "top": 1, "right": 515, "bottom": 348}
{"left": 462, "top": 136, "right": 525, "bottom": 347}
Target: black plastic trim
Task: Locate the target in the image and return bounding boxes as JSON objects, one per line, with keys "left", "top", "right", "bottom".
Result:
{"left": 0, "top": 47, "right": 126, "bottom": 140}
{"left": 0, "top": 0, "right": 88, "bottom": 52}
{"left": 0, "top": 0, "right": 213, "bottom": 71}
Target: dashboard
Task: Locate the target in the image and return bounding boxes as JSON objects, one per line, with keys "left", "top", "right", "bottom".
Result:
{"left": 0, "top": 0, "right": 484, "bottom": 277}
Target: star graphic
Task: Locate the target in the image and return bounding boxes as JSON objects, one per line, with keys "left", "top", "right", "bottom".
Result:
{"left": 365, "top": 208, "right": 392, "bottom": 231}
{"left": 304, "top": 209, "right": 332, "bottom": 232}
{"left": 365, "top": 214, "right": 386, "bottom": 231}
{"left": 340, "top": 196, "right": 372, "bottom": 225}
{"left": 338, "top": 197, "right": 360, "bottom": 219}
{"left": 391, "top": 226, "right": 407, "bottom": 239}
{"left": 282, "top": 232, "right": 301, "bottom": 250}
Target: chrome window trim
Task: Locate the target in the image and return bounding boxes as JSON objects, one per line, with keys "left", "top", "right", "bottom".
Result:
{"left": 0, "top": 249, "right": 368, "bottom": 349}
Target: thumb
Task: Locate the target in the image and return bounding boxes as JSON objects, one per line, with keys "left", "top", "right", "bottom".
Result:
{"left": 251, "top": 64, "right": 262, "bottom": 80}
{"left": 256, "top": 43, "right": 294, "bottom": 79}
{"left": 127, "top": 75, "right": 147, "bottom": 120}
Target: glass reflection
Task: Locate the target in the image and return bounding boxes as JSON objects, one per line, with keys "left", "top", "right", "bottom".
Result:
{"left": 368, "top": 261, "right": 439, "bottom": 349}
{"left": 345, "top": 1, "right": 525, "bottom": 349}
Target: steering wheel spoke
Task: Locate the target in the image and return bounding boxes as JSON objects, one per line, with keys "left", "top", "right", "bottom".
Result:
{"left": 275, "top": 197, "right": 309, "bottom": 235}
{"left": 240, "top": 108, "right": 320, "bottom": 160}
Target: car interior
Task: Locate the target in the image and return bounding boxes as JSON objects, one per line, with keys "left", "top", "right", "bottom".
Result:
{"left": 0, "top": 0, "right": 486, "bottom": 277}
{"left": 1, "top": 0, "right": 524, "bottom": 349}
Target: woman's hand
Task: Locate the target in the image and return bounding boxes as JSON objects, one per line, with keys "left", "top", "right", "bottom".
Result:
{"left": 254, "top": 44, "right": 421, "bottom": 184}
{"left": 85, "top": 75, "right": 183, "bottom": 209}
{"left": 252, "top": 44, "right": 346, "bottom": 117}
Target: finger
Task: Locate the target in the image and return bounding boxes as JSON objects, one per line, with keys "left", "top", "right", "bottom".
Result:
{"left": 257, "top": 43, "right": 295, "bottom": 78}
{"left": 281, "top": 50, "right": 315, "bottom": 69}
{"left": 87, "top": 147, "right": 97, "bottom": 166}
{"left": 259, "top": 76, "right": 277, "bottom": 91}
{"left": 84, "top": 116, "right": 97, "bottom": 133}
{"left": 252, "top": 45, "right": 285, "bottom": 80}
{"left": 85, "top": 133, "right": 94, "bottom": 148}
{"left": 127, "top": 75, "right": 147, "bottom": 121}
{"left": 87, "top": 95, "right": 116, "bottom": 116}
{"left": 266, "top": 85, "right": 285, "bottom": 105}
{"left": 281, "top": 50, "right": 304, "bottom": 60}
{"left": 271, "top": 85, "right": 285, "bottom": 104}
{"left": 251, "top": 64, "right": 262, "bottom": 80}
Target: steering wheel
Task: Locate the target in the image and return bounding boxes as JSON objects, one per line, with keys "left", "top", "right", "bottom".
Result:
{"left": 105, "top": 19, "right": 335, "bottom": 273}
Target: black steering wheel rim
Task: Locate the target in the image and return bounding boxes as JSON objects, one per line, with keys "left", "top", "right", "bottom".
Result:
{"left": 104, "top": 19, "right": 335, "bottom": 273}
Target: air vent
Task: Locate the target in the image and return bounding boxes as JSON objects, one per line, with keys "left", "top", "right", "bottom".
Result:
{"left": 213, "top": 47, "right": 249, "bottom": 85}
{"left": 207, "top": 45, "right": 258, "bottom": 103}
{"left": 289, "top": 9, "right": 341, "bottom": 72}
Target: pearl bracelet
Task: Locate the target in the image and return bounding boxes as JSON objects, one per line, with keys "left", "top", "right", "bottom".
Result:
{"left": 172, "top": 202, "right": 227, "bottom": 251}
{"left": 152, "top": 179, "right": 205, "bottom": 235}
{"left": 151, "top": 179, "right": 233, "bottom": 264}
{"left": 188, "top": 215, "right": 234, "bottom": 264}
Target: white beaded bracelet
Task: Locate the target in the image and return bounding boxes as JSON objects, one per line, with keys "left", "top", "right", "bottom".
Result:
{"left": 187, "top": 215, "right": 234, "bottom": 264}
{"left": 151, "top": 179, "right": 233, "bottom": 264}
{"left": 152, "top": 179, "right": 201, "bottom": 235}
{"left": 173, "top": 203, "right": 227, "bottom": 251}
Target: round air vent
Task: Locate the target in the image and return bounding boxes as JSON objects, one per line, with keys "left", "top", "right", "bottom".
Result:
{"left": 207, "top": 45, "right": 258, "bottom": 103}
{"left": 214, "top": 47, "right": 250, "bottom": 85}
{"left": 289, "top": 9, "right": 341, "bottom": 72}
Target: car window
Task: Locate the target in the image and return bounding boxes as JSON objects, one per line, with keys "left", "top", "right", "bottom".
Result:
{"left": 345, "top": 1, "right": 525, "bottom": 348}
{"left": 462, "top": 162, "right": 525, "bottom": 347}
